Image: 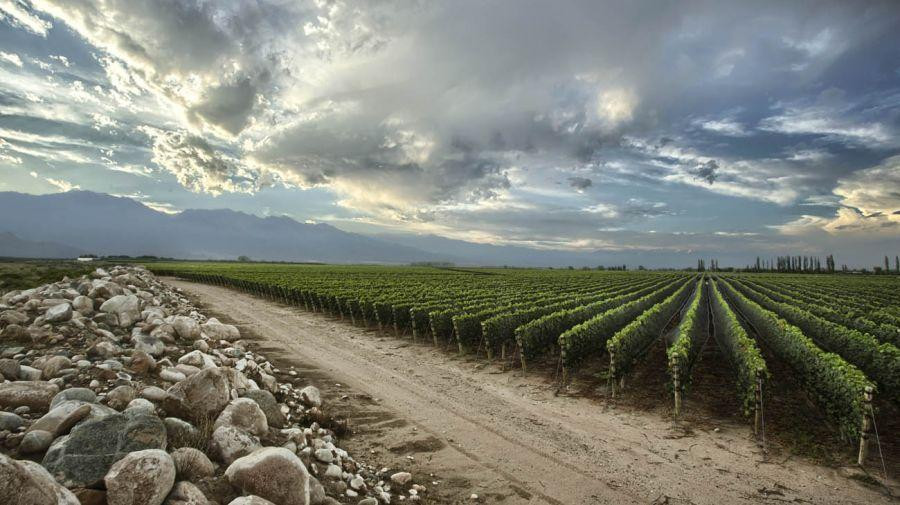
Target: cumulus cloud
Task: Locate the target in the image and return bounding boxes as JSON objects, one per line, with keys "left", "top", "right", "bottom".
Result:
{"left": 776, "top": 155, "right": 900, "bottom": 235}
{"left": 0, "top": 0, "right": 52, "bottom": 36}
{"left": 140, "top": 126, "right": 264, "bottom": 196}
{"left": 0, "top": 51, "right": 23, "bottom": 67}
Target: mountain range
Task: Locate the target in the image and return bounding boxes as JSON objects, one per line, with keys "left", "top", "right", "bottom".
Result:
{"left": 0, "top": 191, "right": 703, "bottom": 267}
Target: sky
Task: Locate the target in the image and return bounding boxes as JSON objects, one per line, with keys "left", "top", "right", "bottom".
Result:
{"left": 0, "top": 0, "right": 898, "bottom": 266}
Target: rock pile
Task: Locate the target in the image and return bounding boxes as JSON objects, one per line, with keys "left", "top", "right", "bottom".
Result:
{"left": 0, "top": 265, "right": 424, "bottom": 505}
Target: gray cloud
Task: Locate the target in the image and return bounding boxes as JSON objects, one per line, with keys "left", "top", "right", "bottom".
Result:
{"left": 2, "top": 0, "right": 899, "bottom": 259}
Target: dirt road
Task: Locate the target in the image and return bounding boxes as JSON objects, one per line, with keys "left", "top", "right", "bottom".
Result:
{"left": 165, "top": 278, "right": 895, "bottom": 505}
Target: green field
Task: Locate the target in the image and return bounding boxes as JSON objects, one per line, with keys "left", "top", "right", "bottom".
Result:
{"left": 146, "top": 261, "right": 899, "bottom": 450}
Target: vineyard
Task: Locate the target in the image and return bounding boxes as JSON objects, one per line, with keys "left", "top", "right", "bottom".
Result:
{"left": 150, "top": 262, "right": 899, "bottom": 473}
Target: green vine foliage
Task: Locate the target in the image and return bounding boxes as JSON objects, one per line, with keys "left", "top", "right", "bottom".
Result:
{"left": 719, "top": 279, "right": 872, "bottom": 439}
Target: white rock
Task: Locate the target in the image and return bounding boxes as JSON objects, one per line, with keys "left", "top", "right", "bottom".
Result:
{"left": 214, "top": 398, "right": 268, "bottom": 437}
{"left": 298, "top": 386, "right": 322, "bottom": 408}
{"left": 104, "top": 449, "right": 176, "bottom": 505}
{"left": 45, "top": 303, "right": 73, "bottom": 323}
{"left": 225, "top": 447, "right": 310, "bottom": 505}
{"left": 201, "top": 319, "right": 240, "bottom": 341}
{"left": 100, "top": 295, "right": 141, "bottom": 328}
{"left": 211, "top": 425, "right": 261, "bottom": 465}
{"left": 0, "top": 453, "right": 79, "bottom": 505}
{"left": 178, "top": 350, "right": 217, "bottom": 370}
{"left": 391, "top": 472, "right": 413, "bottom": 485}
{"left": 172, "top": 316, "right": 201, "bottom": 341}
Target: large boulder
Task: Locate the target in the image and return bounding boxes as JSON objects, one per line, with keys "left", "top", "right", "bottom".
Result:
{"left": 100, "top": 295, "right": 141, "bottom": 328}
{"left": 163, "top": 368, "right": 234, "bottom": 422}
{"left": 71, "top": 295, "right": 94, "bottom": 315}
{"left": 0, "top": 381, "right": 59, "bottom": 411}
{"left": 88, "top": 279, "right": 123, "bottom": 299}
{"left": 201, "top": 319, "right": 240, "bottom": 342}
{"left": 214, "top": 398, "right": 268, "bottom": 437}
{"left": 45, "top": 303, "right": 73, "bottom": 323}
{"left": 50, "top": 388, "right": 97, "bottom": 409}
{"left": 172, "top": 316, "right": 201, "bottom": 341}
{"left": 171, "top": 447, "right": 215, "bottom": 482}
{"left": 0, "top": 453, "right": 79, "bottom": 505}
{"left": 163, "top": 481, "right": 209, "bottom": 505}
{"left": 27, "top": 401, "right": 93, "bottom": 438}
{"left": 210, "top": 425, "right": 261, "bottom": 465}
{"left": 240, "top": 390, "right": 286, "bottom": 428}
{"left": 42, "top": 411, "right": 167, "bottom": 488}
{"left": 105, "top": 449, "right": 176, "bottom": 505}
{"left": 225, "top": 448, "right": 310, "bottom": 505}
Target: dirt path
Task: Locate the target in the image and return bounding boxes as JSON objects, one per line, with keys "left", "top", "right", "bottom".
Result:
{"left": 165, "top": 278, "right": 896, "bottom": 505}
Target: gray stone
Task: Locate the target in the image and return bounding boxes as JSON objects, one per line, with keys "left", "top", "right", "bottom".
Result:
{"left": 105, "top": 449, "right": 176, "bottom": 505}
{"left": 42, "top": 410, "right": 167, "bottom": 488}
{"left": 72, "top": 295, "right": 94, "bottom": 315}
{"left": 214, "top": 398, "right": 268, "bottom": 437}
{"left": 27, "top": 401, "right": 93, "bottom": 437}
{"left": 164, "top": 367, "right": 233, "bottom": 422}
{"left": 107, "top": 385, "right": 136, "bottom": 411}
{"left": 309, "top": 475, "right": 326, "bottom": 505}
{"left": 160, "top": 368, "right": 187, "bottom": 383}
{"left": 40, "top": 355, "right": 73, "bottom": 379}
{"left": 131, "top": 350, "right": 157, "bottom": 374}
{"left": 210, "top": 425, "right": 261, "bottom": 465}
{"left": 142, "top": 386, "right": 168, "bottom": 402}
{"left": 45, "top": 303, "right": 73, "bottom": 323}
{"left": 100, "top": 295, "right": 141, "bottom": 328}
{"left": 225, "top": 447, "right": 310, "bottom": 505}
{"left": 18, "top": 365, "right": 43, "bottom": 381}
{"left": 298, "top": 386, "right": 322, "bottom": 408}
{"left": 126, "top": 398, "right": 157, "bottom": 415}
{"left": 390, "top": 471, "right": 412, "bottom": 485}
{"left": 240, "top": 390, "right": 286, "bottom": 428}
{"left": 134, "top": 334, "right": 166, "bottom": 357}
{"left": 201, "top": 319, "right": 240, "bottom": 342}
{"left": 19, "top": 429, "right": 54, "bottom": 453}
{"left": 171, "top": 447, "right": 215, "bottom": 482}
{"left": 0, "top": 381, "right": 59, "bottom": 411}
{"left": 0, "top": 323, "right": 28, "bottom": 341}
{"left": 164, "top": 417, "right": 199, "bottom": 448}
{"left": 228, "top": 497, "right": 276, "bottom": 505}
{"left": 0, "top": 309, "right": 28, "bottom": 326}
{"left": 0, "top": 358, "right": 20, "bottom": 380}
{"left": 163, "top": 481, "right": 208, "bottom": 505}
{"left": 178, "top": 350, "right": 217, "bottom": 370}
{"left": 0, "top": 411, "right": 24, "bottom": 431}
{"left": 50, "top": 388, "right": 96, "bottom": 409}
{"left": 172, "top": 316, "right": 201, "bottom": 341}
{"left": 0, "top": 453, "right": 79, "bottom": 505}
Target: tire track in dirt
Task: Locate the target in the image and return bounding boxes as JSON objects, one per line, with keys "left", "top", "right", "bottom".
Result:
{"left": 165, "top": 278, "right": 895, "bottom": 505}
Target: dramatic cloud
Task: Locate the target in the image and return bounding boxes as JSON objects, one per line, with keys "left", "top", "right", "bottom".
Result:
{"left": 0, "top": 0, "right": 898, "bottom": 263}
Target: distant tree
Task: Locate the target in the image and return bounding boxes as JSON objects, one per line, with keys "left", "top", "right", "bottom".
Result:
{"left": 238, "top": 255, "right": 251, "bottom": 262}
{"left": 638, "top": 265, "right": 646, "bottom": 270}
{"left": 596, "top": 265, "right": 605, "bottom": 271}
{"left": 896, "top": 255, "right": 899, "bottom": 273}
{"left": 886, "top": 256, "right": 891, "bottom": 274}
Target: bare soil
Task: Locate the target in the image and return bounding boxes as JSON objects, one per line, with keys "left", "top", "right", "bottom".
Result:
{"left": 165, "top": 278, "right": 898, "bottom": 505}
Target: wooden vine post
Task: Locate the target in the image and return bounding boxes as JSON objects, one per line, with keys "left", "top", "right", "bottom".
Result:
{"left": 609, "top": 352, "right": 617, "bottom": 398}
{"left": 857, "top": 386, "right": 874, "bottom": 466}
{"left": 754, "top": 371, "right": 763, "bottom": 436}
{"left": 672, "top": 359, "right": 682, "bottom": 418}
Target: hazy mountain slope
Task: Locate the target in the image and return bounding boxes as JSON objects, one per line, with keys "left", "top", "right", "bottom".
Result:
{"left": 0, "top": 231, "right": 85, "bottom": 258}
{"left": 0, "top": 191, "right": 445, "bottom": 263}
